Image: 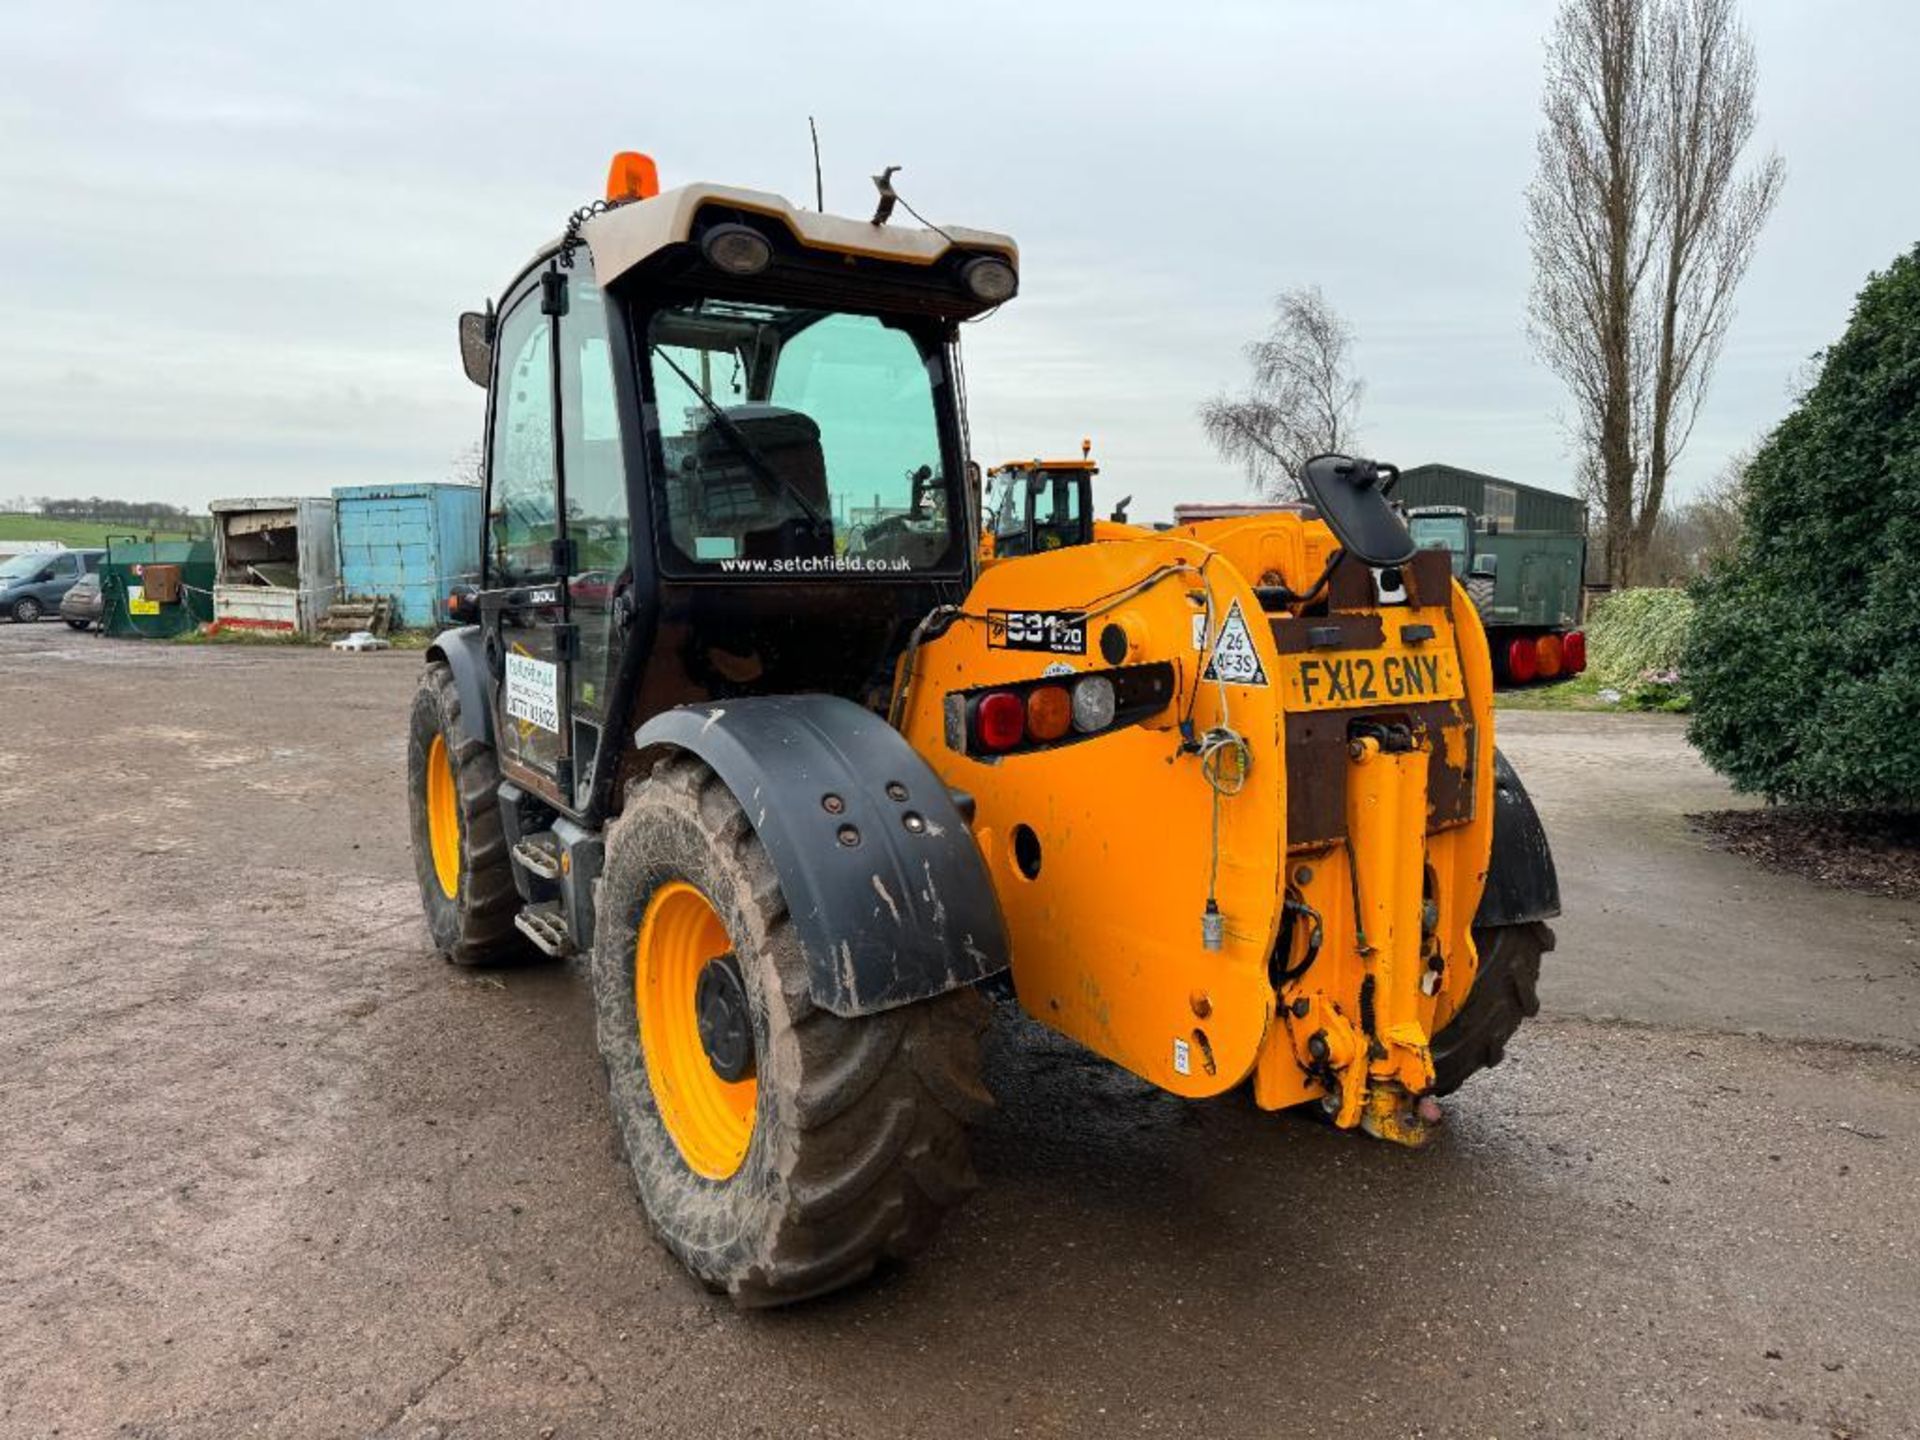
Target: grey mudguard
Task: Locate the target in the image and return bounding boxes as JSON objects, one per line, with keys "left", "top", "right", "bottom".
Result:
{"left": 426, "top": 626, "right": 493, "bottom": 748}
{"left": 634, "top": 695, "right": 1011, "bottom": 1017}
{"left": 1474, "top": 748, "right": 1562, "bottom": 927}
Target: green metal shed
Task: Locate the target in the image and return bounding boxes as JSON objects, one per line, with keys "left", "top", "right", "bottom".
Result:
{"left": 1395, "top": 464, "right": 1587, "bottom": 536}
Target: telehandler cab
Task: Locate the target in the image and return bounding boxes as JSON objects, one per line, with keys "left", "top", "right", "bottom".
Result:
{"left": 409, "top": 152, "right": 1560, "bottom": 1307}
{"left": 981, "top": 443, "right": 1111, "bottom": 560}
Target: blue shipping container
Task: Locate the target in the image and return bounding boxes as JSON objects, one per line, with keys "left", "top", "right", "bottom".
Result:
{"left": 333, "top": 482, "right": 483, "bottom": 628}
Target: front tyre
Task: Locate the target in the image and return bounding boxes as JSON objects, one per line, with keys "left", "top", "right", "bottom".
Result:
{"left": 1429, "top": 922, "right": 1553, "bottom": 1096}
{"left": 406, "top": 661, "right": 527, "bottom": 965}
{"left": 592, "top": 754, "right": 991, "bottom": 1308}
{"left": 12, "top": 597, "right": 42, "bottom": 623}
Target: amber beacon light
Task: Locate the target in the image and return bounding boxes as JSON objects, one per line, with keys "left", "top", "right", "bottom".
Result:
{"left": 606, "top": 151, "right": 661, "bottom": 203}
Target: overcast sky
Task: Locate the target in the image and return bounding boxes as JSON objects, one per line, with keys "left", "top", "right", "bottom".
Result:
{"left": 2, "top": 1, "right": 1915, "bottom": 521}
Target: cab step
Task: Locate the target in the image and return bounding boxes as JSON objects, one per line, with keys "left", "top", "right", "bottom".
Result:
{"left": 514, "top": 902, "right": 574, "bottom": 958}
{"left": 511, "top": 833, "right": 563, "bottom": 881}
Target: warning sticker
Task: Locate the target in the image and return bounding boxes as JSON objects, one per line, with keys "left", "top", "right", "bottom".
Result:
{"left": 1172, "top": 1037, "right": 1192, "bottom": 1076}
{"left": 504, "top": 652, "right": 561, "bottom": 734}
{"left": 1201, "top": 599, "right": 1269, "bottom": 686}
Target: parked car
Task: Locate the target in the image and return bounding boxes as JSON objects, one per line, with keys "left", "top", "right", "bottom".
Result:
{"left": 0, "top": 548, "right": 105, "bottom": 623}
{"left": 59, "top": 571, "right": 104, "bottom": 631}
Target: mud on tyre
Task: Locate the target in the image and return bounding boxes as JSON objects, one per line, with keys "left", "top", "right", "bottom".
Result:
{"left": 407, "top": 660, "right": 528, "bottom": 965}
{"left": 591, "top": 754, "right": 991, "bottom": 1308}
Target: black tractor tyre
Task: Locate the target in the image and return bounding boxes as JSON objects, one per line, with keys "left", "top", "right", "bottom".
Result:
{"left": 406, "top": 661, "right": 529, "bottom": 965}
{"left": 1429, "top": 921, "right": 1553, "bottom": 1096}
{"left": 591, "top": 753, "right": 992, "bottom": 1308}
{"left": 13, "top": 597, "right": 42, "bottom": 623}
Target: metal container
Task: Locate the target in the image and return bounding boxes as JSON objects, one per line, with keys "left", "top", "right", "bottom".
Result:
{"left": 209, "top": 497, "right": 339, "bottom": 635}
{"left": 100, "top": 539, "right": 216, "bottom": 638}
{"left": 332, "top": 482, "right": 483, "bottom": 628}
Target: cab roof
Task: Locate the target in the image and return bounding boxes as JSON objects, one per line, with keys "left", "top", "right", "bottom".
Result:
{"left": 575, "top": 183, "right": 1019, "bottom": 288}
{"left": 988, "top": 458, "right": 1098, "bottom": 475}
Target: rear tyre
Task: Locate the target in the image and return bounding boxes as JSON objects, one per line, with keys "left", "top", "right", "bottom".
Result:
{"left": 1429, "top": 921, "right": 1553, "bottom": 1095}
{"left": 592, "top": 754, "right": 991, "bottom": 1308}
{"left": 406, "top": 661, "right": 528, "bottom": 965}
{"left": 13, "top": 597, "right": 42, "bottom": 623}
{"left": 65, "top": 617, "right": 89, "bottom": 631}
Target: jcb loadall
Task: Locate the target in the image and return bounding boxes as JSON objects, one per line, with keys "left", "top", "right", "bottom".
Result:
{"left": 409, "top": 152, "right": 1560, "bottom": 1306}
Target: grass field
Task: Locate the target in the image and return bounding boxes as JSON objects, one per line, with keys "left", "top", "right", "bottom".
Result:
{"left": 1495, "top": 673, "right": 1612, "bottom": 711}
{"left": 0, "top": 515, "right": 201, "bottom": 548}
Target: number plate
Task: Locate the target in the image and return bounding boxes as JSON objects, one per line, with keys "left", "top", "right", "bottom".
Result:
{"left": 1279, "top": 645, "right": 1463, "bottom": 712}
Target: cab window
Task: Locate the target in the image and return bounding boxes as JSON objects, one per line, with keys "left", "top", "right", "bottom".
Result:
{"left": 645, "top": 300, "right": 957, "bottom": 574}
{"left": 487, "top": 295, "right": 557, "bottom": 583}
{"left": 1409, "top": 514, "right": 1471, "bottom": 577}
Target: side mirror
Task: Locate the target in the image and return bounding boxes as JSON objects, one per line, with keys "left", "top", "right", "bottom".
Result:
{"left": 458, "top": 306, "right": 495, "bottom": 389}
{"left": 1470, "top": 553, "right": 1499, "bottom": 579}
{"left": 1298, "top": 454, "right": 1416, "bottom": 566}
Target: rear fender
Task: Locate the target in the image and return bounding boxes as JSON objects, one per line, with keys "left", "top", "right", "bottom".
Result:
{"left": 634, "top": 695, "right": 1011, "bottom": 1017}
{"left": 1475, "top": 749, "right": 1561, "bottom": 926}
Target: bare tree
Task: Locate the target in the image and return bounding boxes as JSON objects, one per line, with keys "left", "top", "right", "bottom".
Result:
{"left": 1527, "top": 0, "right": 1781, "bottom": 586}
{"left": 1641, "top": 443, "right": 1751, "bottom": 581}
{"left": 1201, "top": 286, "right": 1363, "bottom": 498}
{"left": 448, "top": 441, "right": 483, "bottom": 487}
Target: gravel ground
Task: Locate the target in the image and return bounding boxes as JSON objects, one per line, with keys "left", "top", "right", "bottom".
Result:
{"left": 4, "top": 623, "right": 1917, "bottom": 1439}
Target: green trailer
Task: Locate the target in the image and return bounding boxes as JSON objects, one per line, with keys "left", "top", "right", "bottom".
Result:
{"left": 100, "top": 538, "right": 216, "bottom": 639}
{"left": 1395, "top": 465, "right": 1589, "bottom": 686}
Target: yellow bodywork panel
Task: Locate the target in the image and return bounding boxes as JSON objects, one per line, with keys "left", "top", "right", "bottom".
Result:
{"left": 896, "top": 510, "right": 1498, "bottom": 1125}
{"left": 899, "top": 535, "right": 1281, "bottom": 1096}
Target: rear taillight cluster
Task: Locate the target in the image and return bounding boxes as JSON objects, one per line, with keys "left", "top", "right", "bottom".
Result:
{"left": 955, "top": 664, "right": 1174, "bottom": 757}
{"left": 1505, "top": 631, "right": 1587, "bottom": 684}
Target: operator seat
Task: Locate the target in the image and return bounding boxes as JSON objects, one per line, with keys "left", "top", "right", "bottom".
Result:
{"left": 691, "top": 404, "right": 834, "bottom": 561}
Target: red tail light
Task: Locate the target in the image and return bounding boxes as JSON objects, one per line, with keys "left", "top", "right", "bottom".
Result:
{"left": 1563, "top": 631, "right": 1587, "bottom": 674}
{"left": 1535, "top": 633, "right": 1564, "bottom": 679}
{"left": 974, "top": 691, "right": 1027, "bottom": 752}
{"left": 1506, "top": 636, "right": 1539, "bottom": 684}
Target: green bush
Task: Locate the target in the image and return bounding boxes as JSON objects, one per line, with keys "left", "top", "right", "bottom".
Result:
{"left": 1687, "top": 242, "right": 1920, "bottom": 808}
{"left": 1586, "top": 588, "right": 1695, "bottom": 690}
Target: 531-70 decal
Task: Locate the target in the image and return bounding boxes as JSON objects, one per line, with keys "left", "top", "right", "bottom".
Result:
{"left": 987, "top": 609, "right": 1087, "bottom": 655}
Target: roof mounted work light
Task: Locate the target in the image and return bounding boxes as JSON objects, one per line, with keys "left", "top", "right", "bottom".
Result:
{"left": 961, "top": 255, "right": 1018, "bottom": 304}
{"left": 701, "top": 223, "right": 773, "bottom": 276}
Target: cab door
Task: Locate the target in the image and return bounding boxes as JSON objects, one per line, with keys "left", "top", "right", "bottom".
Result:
{"left": 481, "top": 268, "right": 575, "bottom": 808}
{"left": 479, "top": 257, "right": 636, "bottom": 815}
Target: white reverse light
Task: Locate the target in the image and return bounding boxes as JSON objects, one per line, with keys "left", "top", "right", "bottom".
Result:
{"left": 1070, "top": 675, "right": 1116, "bottom": 733}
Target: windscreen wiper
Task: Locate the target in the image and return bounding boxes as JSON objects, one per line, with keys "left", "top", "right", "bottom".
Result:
{"left": 653, "top": 348, "right": 828, "bottom": 531}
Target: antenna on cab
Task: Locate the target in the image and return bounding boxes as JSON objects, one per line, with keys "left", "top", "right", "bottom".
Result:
{"left": 809, "top": 117, "right": 825, "bottom": 210}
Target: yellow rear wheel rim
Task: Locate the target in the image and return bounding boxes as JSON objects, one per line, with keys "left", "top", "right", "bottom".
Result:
{"left": 635, "top": 881, "right": 758, "bottom": 1180}
{"left": 425, "top": 732, "right": 461, "bottom": 899}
